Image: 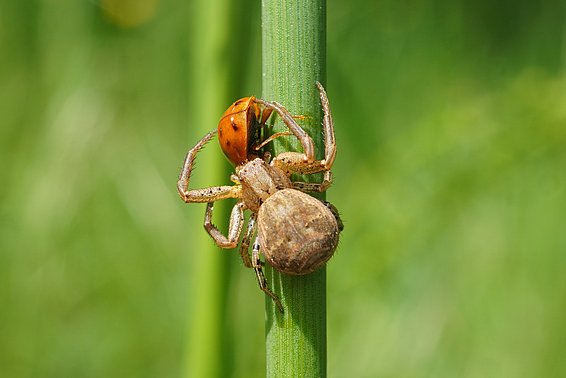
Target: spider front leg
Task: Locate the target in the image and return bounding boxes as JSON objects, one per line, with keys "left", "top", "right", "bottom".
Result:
{"left": 255, "top": 99, "right": 316, "bottom": 164}
{"left": 316, "top": 81, "right": 336, "bottom": 169}
{"left": 204, "top": 201, "right": 245, "bottom": 249}
{"left": 252, "top": 114, "right": 309, "bottom": 152}
{"left": 177, "top": 130, "right": 242, "bottom": 203}
{"left": 270, "top": 82, "right": 337, "bottom": 177}
{"left": 252, "top": 236, "right": 283, "bottom": 312}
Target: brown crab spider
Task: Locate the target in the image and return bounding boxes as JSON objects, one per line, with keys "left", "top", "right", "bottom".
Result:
{"left": 177, "top": 82, "right": 341, "bottom": 311}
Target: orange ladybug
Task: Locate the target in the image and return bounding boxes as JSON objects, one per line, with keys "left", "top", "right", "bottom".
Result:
{"left": 217, "top": 97, "right": 274, "bottom": 166}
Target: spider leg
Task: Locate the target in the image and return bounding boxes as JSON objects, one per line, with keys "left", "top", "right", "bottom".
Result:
{"left": 177, "top": 130, "right": 242, "bottom": 203}
{"left": 180, "top": 185, "right": 242, "bottom": 203}
{"left": 292, "top": 171, "right": 333, "bottom": 193}
{"left": 238, "top": 214, "right": 256, "bottom": 268}
{"left": 269, "top": 82, "right": 336, "bottom": 178}
{"left": 255, "top": 99, "right": 315, "bottom": 164}
{"left": 204, "top": 201, "right": 245, "bottom": 249}
{"left": 270, "top": 150, "right": 333, "bottom": 177}
{"left": 252, "top": 236, "right": 283, "bottom": 312}
{"left": 322, "top": 200, "right": 344, "bottom": 231}
{"left": 316, "top": 81, "right": 336, "bottom": 169}
{"left": 252, "top": 131, "right": 293, "bottom": 151}
{"left": 253, "top": 108, "right": 307, "bottom": 152}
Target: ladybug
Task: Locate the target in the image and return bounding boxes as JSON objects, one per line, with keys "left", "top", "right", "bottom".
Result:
{"left": 217, "top": 97, "right": 274, "bottom": 166}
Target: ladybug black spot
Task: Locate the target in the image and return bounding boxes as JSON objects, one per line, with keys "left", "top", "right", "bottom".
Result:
{"left": 231, "top": 121, "right": 239, "bottom": 131}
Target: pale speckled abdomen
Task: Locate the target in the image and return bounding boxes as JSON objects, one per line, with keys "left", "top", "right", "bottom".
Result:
{"left": 257, "top": 189, "right": 340, "bottom": 275}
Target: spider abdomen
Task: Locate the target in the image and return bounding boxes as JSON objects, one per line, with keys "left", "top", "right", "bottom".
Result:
{"left": 258, "top": 189, "right": 340, "bottom": 275}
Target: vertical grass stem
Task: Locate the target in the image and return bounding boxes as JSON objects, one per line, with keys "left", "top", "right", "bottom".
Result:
{"left": 262, "top": 0, "right": 327, "bottom": 376}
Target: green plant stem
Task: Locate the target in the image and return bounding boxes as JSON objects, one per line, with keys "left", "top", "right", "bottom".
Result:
{"left": 262, "top": 0, "right": 327, "bottom": 377}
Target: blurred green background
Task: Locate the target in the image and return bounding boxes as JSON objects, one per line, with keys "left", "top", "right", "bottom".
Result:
{"left": 1, "top": 0, "right": 566, "bottom": 377}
